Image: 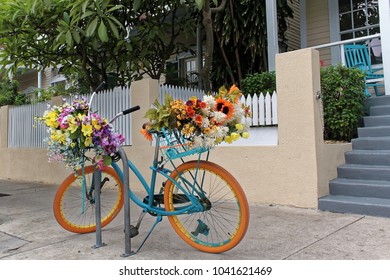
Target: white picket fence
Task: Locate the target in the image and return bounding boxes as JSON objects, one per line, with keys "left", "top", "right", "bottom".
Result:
{"left": 160, "top": 84, "right": 278, "bottom": 126}
{"left": 8, "top": 86, "right": 132, "bottom": 148}
{"left": 7, "top": 84, "right": 278, "bottom": 148}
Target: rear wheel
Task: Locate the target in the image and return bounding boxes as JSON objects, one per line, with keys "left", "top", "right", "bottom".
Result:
{"left": 53, "top": 165, "right": 124, "bottom": 233}
{"left": 164, "top": 160, "right": 249, "bottom": 253}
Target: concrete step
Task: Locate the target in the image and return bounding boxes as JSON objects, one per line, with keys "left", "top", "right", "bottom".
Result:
{"left": 358, "top": 126, "right": 390, "bottom": 137}
{"left": 364, "top": 115, "right": 390, "bottom": 127}
{"left": 370, "top": 105, "right": 390, "bottom": 116}
{"left": 329, "top": 178, "right": 390, "bottom": 199}
{"left": 318, "top": 195, "right": 390, "bottom": 218}
{"left": 337, "top": 164, "right": 390, "bottom": 181}
{"left": 345, "top": 150, "right": 390, "bottom": 166}
{"left": 352, "top": 137, "right": 390, "bottom": 150}
{"left": 365, "top": 95, "right": 390, "bottom": 108}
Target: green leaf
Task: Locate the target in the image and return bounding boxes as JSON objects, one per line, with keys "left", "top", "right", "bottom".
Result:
{"left": 80, "top": 10, "right": 95, "bottom": 20}
{"left": 103, "top": 155, "right": 112, "bottom": 166}
{"left": 195, "top": 0, "right": 204, "bottom": 10}
{"left": 72, "top": 30, "right": 81, "bottom": 44}
{"left": 133, "top": 0, "right": 141, "bottom": 11}
{"left": 86, "top": 17, "right": 98, "bottom": 37}
{"left": 106, "top": 18, "right": 119, "bottom": 39}
{"left": 65, "top": 30, "right": 73, "bottom": 48}
{"left": 98, "top": 20, "right": 108, "bottom": 42}
{"left": 63, "top": 12, "right": 70, "bottom": 25}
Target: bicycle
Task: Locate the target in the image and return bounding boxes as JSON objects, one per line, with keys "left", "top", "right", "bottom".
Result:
{"left": 52, "top": 87, "right": 250, "bottom": 254}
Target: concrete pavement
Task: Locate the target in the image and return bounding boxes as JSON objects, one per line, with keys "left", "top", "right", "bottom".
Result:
{"left": 1, "top": 179, "right": 390, "bottom": 260}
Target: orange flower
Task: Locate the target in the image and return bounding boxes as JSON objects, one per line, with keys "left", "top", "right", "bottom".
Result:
{"left": 186, "top": 106, "right": 195, "bottom": 118}
{"left": 140, "top": 128, "right": 153, "bottom": 141}
{"left": 200, "top": 101, "right": 207, "bottom": 109}
{"left": 195, "top": 114, "right": 203, "bottom": 126}
{"left": 228, "top": 84, "right": 239, "bottom": 94}
{"left": 215, "top": 98, "right": 235, "bottom": 120}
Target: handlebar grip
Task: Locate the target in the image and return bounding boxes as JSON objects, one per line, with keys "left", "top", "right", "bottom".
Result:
{"left": 93, "top": 82, "right": 106, "bottom": 93}
{"left": 122, "top": 105, "right": 140, "bottom": 115}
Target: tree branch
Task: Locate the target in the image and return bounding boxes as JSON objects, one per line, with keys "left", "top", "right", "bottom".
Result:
{"left": 210, "top": 0, "right": 228, "bottom": 13}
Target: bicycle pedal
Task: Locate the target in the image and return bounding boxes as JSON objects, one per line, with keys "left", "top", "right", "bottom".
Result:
{"left": 129, "top": 225, "right": 139, "bottom": 238}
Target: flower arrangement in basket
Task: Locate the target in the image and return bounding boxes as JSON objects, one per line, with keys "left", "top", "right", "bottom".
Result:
{"left": 36, "top": 98, "right": 125, "bottom": 171}
{"left": 141, "top": 85, "right": 251, "bottom": 149}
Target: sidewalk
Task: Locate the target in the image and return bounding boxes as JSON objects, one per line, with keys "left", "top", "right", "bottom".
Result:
{"left": 1, "top": 179, "right": 390, "bottom": 260}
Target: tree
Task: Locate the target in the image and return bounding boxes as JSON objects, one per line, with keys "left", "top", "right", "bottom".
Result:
{"left": 0, "top": 78, "right": 27, "bottom": 106}
{"left": 194, "top": 0, "right": 293, "bottom": 91}
{"left": 0, "top": 0, "right": 197, "bottom": 90}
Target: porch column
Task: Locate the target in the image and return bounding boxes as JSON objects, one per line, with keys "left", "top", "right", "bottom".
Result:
{"left": 266, "top": 0, "right": 279, "bottom": 71}
{"left": 379, "top": 0, "right": 389, "bottom": 94}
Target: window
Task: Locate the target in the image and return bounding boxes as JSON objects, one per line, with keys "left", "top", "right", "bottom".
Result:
{"left": 339, "top": 0, "right": 380, "bottom": 40}
{"left": 184, "top": 58, "right": 199, "bottom": 88}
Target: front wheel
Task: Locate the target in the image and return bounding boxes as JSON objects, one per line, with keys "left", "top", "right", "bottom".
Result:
{"left": 164, "top": 160, "right": 250, "bottom": 253}
{"left": 53, "top": 165, "right": 124, "bottom": 233}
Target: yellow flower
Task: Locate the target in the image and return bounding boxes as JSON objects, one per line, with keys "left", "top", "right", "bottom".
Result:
{"left": 231, "top": 132, "right": 240, "bottom": 141}
{"left": 91, "top": 118, "right": 101, "bottom": 130}
{"left": 84, "top": 136, "right": 93, "bottom": 147}
{"left": 50, "top": 130, "right": 65, "bottom": 143}
{"left": 224, "top": 135, "right": 233, "bottom": 144}
{"left": 242, "top": 132, "right": 250, "bottom": 139}
{"left": 235, "top": 123, "right": 243, "bottom": 131}
{"left": 44, "top": 111, "right": 59, "bottom": 128}
{"left": 81, "top": 124, "right": 93, "bottom": 137}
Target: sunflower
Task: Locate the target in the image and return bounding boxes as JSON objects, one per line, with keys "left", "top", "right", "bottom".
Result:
{"left": 215, "top": 98, "right": 234, "bottom": 120}
{"left": 140, "top": 128, "right": 153, "bottom": 141}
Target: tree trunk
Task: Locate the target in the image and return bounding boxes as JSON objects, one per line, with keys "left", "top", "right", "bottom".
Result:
{"left": 202, "top": 0, "right": 213, "bottom": 93}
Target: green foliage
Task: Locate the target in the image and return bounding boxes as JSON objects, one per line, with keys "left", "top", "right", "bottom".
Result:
{"left": 0, "top": 78, "right": 28, "bottom": 106}
{"left": 144, "top": 95, "right": 176, "bottom": 130}
{"left": 241, "top": 72, "right": 276, "bottom": 96}
{"left": 33, "top": 83, "right": 68, "bottom": 103}
{"left": 321, "top": 64, "right": 366, "bottom": 142}
{"left": 0, "top": 0, "right": 197, "bottom": 90}
{"left": 211, "top": 0, "right": 293, "bottom": 89}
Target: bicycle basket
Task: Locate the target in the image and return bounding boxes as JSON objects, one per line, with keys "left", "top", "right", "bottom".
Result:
{"left": 156, "top": 128, "right": 208, "bottom": 161}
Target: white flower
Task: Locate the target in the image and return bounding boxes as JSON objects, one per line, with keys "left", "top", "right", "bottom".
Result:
{"left": 203, "top": 95, "right": 216, "bottom": 109}
{"left": 201, "top": 117, "right": 210, "bottom": 128}
{"left": 213, "top": 111, "right": 227, "bottom": 123}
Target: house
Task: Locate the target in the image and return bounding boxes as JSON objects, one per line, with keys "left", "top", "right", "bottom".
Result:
{"left": 8, "top": 1, "right": 389, "bottom": 94}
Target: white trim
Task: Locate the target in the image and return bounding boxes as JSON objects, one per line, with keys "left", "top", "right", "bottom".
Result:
{"left": 300, "top": 0, "right": 307, "bottom": 48}
{"left": 266, "top": 0, "right": 279, "bottom": 71}
{"left": 379, "top": 0, "right": 389, "bottom": 94}
{"left": 328, "top": 0, "right": 341, "bottom": 64}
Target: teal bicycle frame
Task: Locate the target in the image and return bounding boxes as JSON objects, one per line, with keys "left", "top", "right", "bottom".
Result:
{"left": 111, "top": 130, "right": 208, "bottom": 216}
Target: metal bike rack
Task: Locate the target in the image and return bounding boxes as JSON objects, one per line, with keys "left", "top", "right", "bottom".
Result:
{"left": 92, "top": 146, "right": 135, "bottom": 256}
{"left": 93, "top": 167, "right": 106, "bottom": 249}
{"left": 117, "top": 146, "right": 136, "bottom": 257}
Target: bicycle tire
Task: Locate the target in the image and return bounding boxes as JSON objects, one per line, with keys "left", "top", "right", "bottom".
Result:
{"left": 164, "top": 160, "right": 249, "bottom": 253}
{"left": 53, "top": 165, "right": 124, "bottom": 233}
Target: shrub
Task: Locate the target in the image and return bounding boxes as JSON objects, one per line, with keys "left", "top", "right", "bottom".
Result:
{"left": 241, "top": 71, "right": 276, "bottom": 96}
{"left": 320, "top": 64, "right": 366, "bottom": 142}
{"left": 0, "top": 78, "right": 29, "bottom": 106}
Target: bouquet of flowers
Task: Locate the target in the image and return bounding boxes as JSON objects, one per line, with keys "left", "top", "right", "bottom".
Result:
{"left": 141, "top": 85, "right": 251, "bottom": 148}
{"left": 37, "top": 98, "right": 125, "bottom": 171}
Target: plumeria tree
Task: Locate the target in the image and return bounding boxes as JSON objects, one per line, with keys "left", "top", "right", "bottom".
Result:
{"left": 0, "top": 0, "right": 197, "bottom": 90}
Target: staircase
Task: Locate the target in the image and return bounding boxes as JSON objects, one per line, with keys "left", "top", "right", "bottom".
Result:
{"left": 318, "top": 95, "right": 390, "bottom": 217}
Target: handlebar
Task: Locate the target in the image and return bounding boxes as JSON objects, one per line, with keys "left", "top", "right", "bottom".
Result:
{"left": 88, "top": 82, "right": 106, "bottom": 113}
{"left": 109, "top": 105, "right": 141, "bottom": 124}
{"left": 123, "top": 105, "right": 140, "bottom": 115}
